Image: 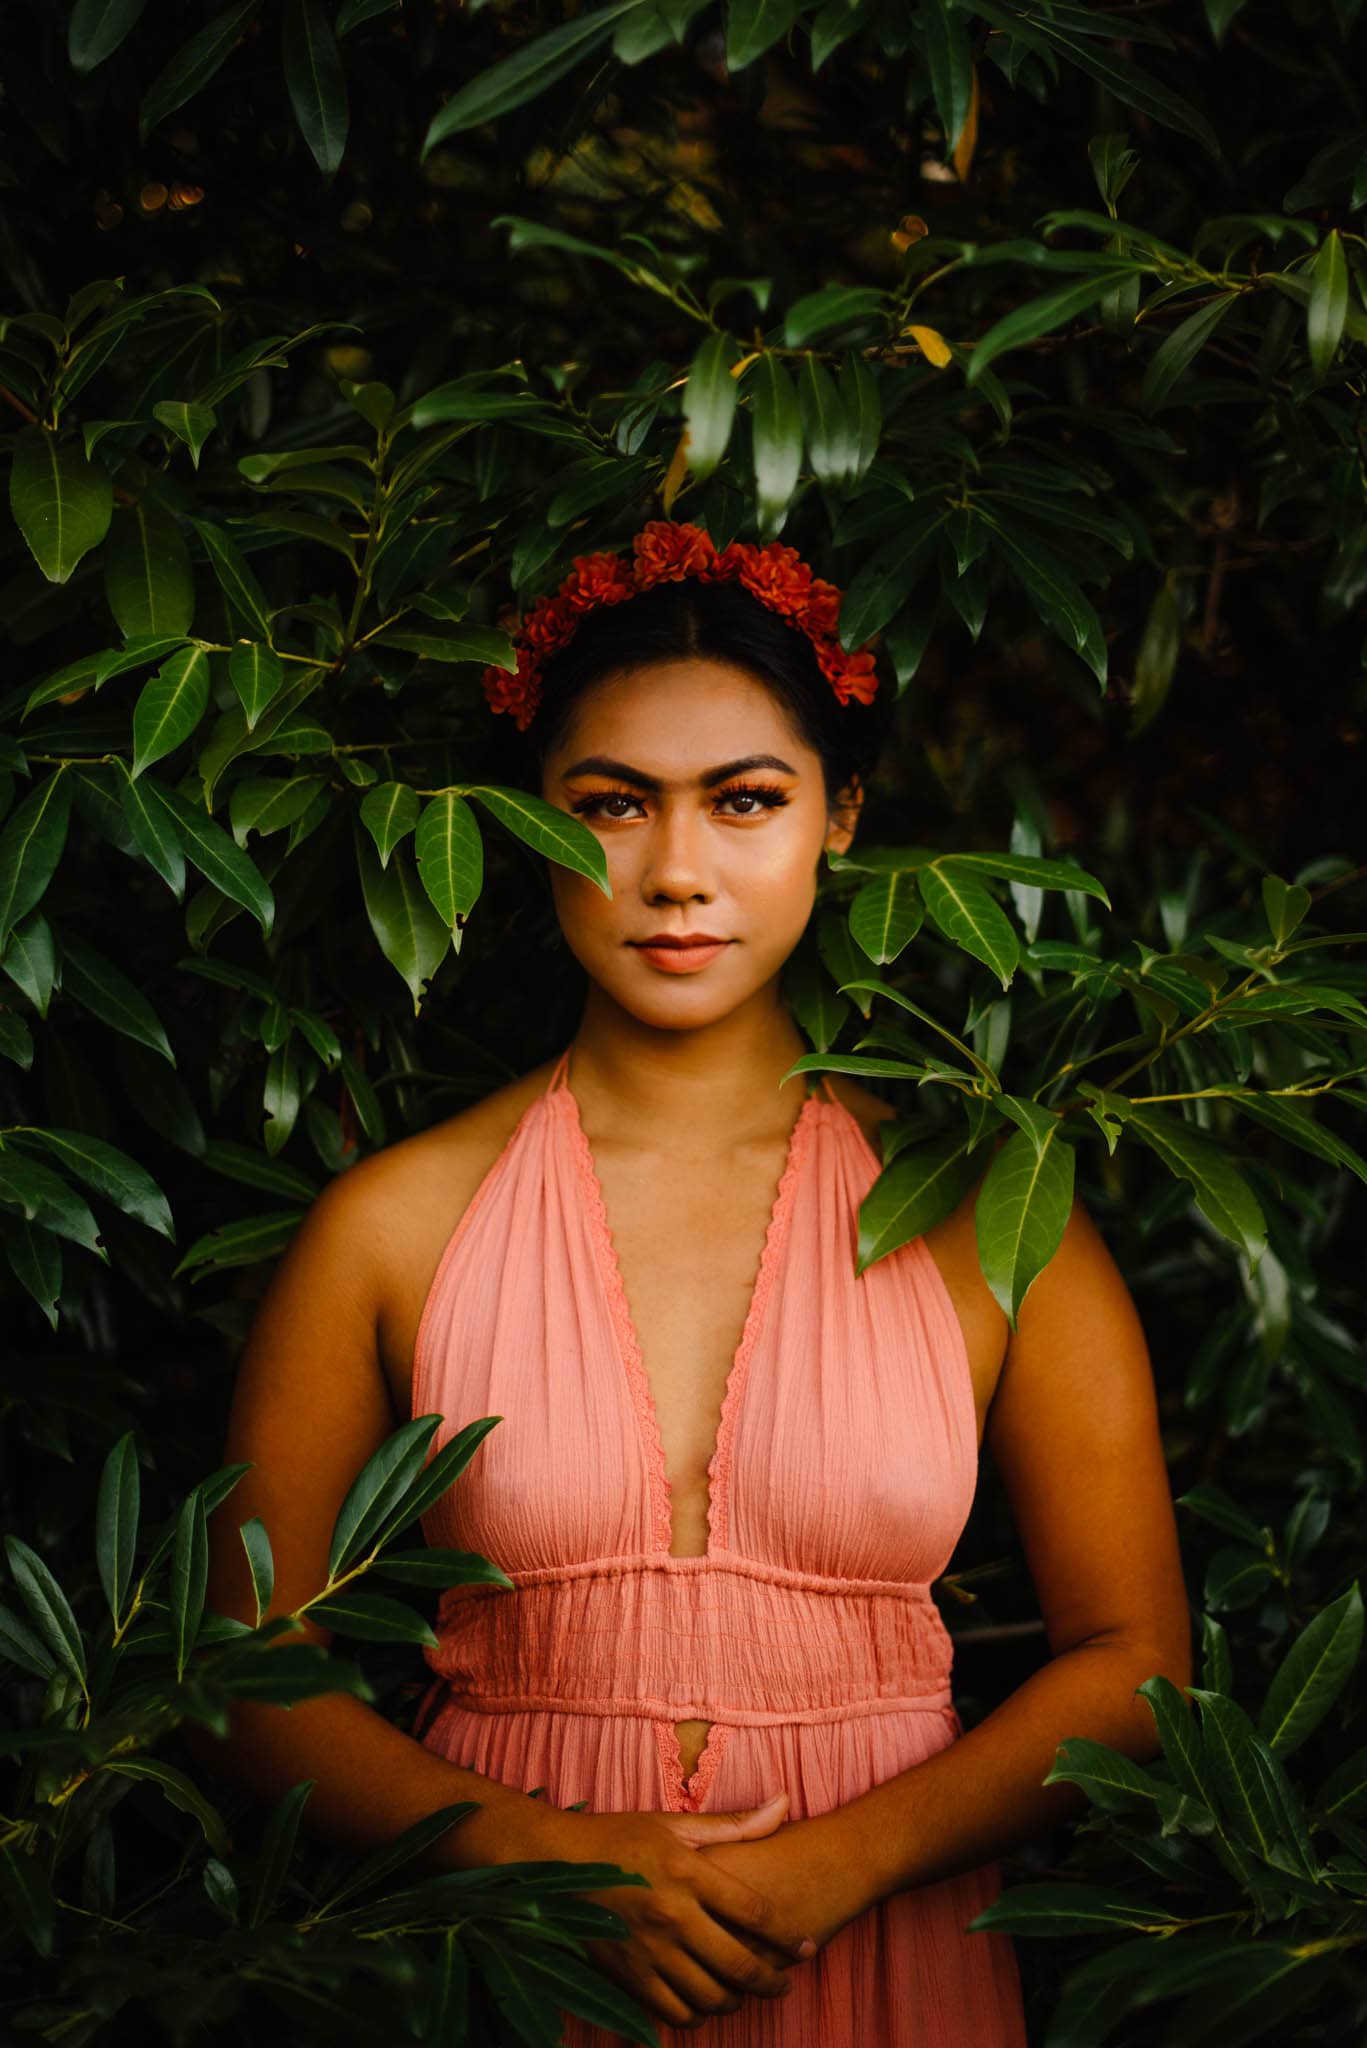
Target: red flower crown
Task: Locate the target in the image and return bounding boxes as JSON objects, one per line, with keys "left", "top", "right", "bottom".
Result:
{"left": 481, "top": 519, "right": 879, "bottom": 732}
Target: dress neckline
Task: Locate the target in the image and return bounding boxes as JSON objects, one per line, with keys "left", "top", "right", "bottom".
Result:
{"left": 547, "top": 1049, "right": 826, "bottom": 1557}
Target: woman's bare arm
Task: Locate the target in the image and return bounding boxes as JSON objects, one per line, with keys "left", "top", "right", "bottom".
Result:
{"left": 183, "top": 1160, "right": 556, "bottom": 1877}
{"left": 697, "top": 1188, "right": 1194, "bottom": 1916}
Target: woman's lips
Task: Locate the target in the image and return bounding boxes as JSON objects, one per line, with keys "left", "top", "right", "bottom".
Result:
{"left": 629, "top": 938, "right": 732, "bottom": 974}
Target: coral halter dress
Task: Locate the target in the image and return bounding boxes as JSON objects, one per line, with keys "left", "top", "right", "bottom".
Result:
{"left": 411, "top": 1046, "right": 1027, "bottom": 2045}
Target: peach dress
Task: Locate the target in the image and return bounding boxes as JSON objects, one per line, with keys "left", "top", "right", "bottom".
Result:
{"left": 411, "top": 1045, "right": 1027, "bottom": 2045}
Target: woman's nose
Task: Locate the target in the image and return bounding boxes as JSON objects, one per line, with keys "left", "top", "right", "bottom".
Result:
{"left": 639, "top": 803, "right": 715, "bottom": 902}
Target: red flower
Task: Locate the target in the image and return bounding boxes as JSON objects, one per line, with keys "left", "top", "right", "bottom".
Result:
{"left": 818, "top": 643, "right": 880, "bottom": 707}
{"left": 560, "top": 553, "right": 636, "bottom": 612}
{"left": 521, "top": 593, "right": 579, "bottom": 656}
{"left": 483, "top": 645, "right": 542, "bottom": 730}
{"left": 632, "top": 519, "right": 718, "bottom": 585}
{"left": 803, "top": 577, "right": 842, "bottom": 637}
{"left": 734, "top": 542, "right": 814, "bottom": 621}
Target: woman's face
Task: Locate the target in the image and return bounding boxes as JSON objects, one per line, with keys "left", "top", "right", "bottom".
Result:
{"left": 539, "top": 657, "right": 860, "bottom": 1034}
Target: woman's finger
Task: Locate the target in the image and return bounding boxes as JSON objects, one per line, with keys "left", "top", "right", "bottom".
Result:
{"left": 693, "top": 1858, "right": 817, "bottom": 1964}
{"left": 681, "top": 1901, "right": 796, "bottom": 1998}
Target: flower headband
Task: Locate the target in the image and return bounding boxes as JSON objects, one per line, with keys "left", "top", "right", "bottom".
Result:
{"left": 481, "top": 518, "right": 880, "bottom": 732}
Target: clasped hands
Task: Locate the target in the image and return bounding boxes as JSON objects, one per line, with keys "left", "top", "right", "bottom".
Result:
{"left": 527, "top": 1789, "right": 880, "bottom": 2034}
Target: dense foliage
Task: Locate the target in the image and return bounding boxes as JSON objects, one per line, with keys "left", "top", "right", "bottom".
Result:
{"left": 1, "top": 2, "right": 1365, "bottom": 2042}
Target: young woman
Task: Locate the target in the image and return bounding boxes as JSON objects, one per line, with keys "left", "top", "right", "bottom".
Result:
{"left": 195, "top": 521, "right": 1192, "bottom": 2045}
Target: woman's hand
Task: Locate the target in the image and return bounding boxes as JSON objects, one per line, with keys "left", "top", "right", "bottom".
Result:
{"left": 514, "top": 1789, "right": 819, "bottom": 2032}
{"left": 695, "top": 1811, "right": 881, "bottom": 1957}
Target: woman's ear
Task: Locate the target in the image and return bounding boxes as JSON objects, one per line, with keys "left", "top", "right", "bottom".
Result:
{"left": 824, "top": 775, "right": 864, "bottom": 858}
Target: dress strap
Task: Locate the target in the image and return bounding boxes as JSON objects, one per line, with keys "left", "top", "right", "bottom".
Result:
{"left": 545, "top": 1044, "right": 573, "bottom": 1096}
{"left": 818, "top": 1072, "right": 841, "bottom": 1105}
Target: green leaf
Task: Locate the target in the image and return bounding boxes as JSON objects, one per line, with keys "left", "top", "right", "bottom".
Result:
{"left": 355, "top": 830, "right": 450, "bottom": 1013}
{"left": 1258, "top": 1582, "right": 1363, "bottom": 1759}
{"left": 682, "top": 330, "right": 739, "bottom": 482}
{"left": 327, "top": 1418, "right": 440, "bottom": 1577}
{"left": 239, "top": 1517, "right": 274, "bottom": 1626}
{"left": 69, "top": 0, "right": 149, "bottom": 71}
{"left": 1307, "top": 229, "right": 1348, "bottom": 376}
{"left": 1136, "top": 1673, "right": 1220, "bottom": 1810}
{"left": 1140, "top": 295, "right": 1237, "bottom": 414}
{"left": 369, "top": 1415, "right": 504, "bottom": 1547}
{"left": 374, "top": 627, "right": 518, "bottom": 666}
{"left": 967, "top": 272, "right": 1137, "bottom": 386}
{"left": 725, "top": 0, "right": 802, "bottom": 70}
{"left": 131, "top": 644, "right": 210, "bottom": 777}
{"left": 145, "top": 781, "right": 275, "bottom": 935}
{"left": 781, "top": 283, "right": 885, "bottom": 348}
{"left": 990, "top": 520, "right": 1108, "bottom": 685}
{"left": 924, "top": 0, "right": 974, "bottom": 154}
{"left": 468, "top": 785, "right": 610, "bottom": 896}
{"left": 105, "top": 1757, "right": 230, "bottom": 1856}
{"left": 941, "top": 850, "right": 1110, "bottom": 906}
{"left": 849, "top": 870, "right": 924, "bottom": 964}
{"left": 1043, "top": 1734, "right": 1185, "bottom": 1817}
{"left": 0, "top": 772, "right": 72, "bottom": 952}
{"left": 1261, "top": 873, "right": 1311, "bottom": 947}
{"left": 139, "top": 0, "right": 263, "bottom": 139}
{"left": 837, "top": 506, "right": 943, "bottom": 647}
{"left": 749, "top": 354, "right": 803, "bottom": 534}
{"left": 1127, "top": 1106, "right": 1266, "bottom": 1262}
{"left": 104, "top": 500, "right": 195, "bottom": 640}
{"left": 170, "top": 1488, "right": 209, "bottom": 1678}
{"left": 191, "top": 518, "right": 273, "bottom": 639}
{"left": 371, "top": 1548, "right": 513, "bottom": 1590}
{"left": 1130, "top": 577, "right": 1183, "bottom": 735}
{"left": 421, "top": 1, "right": 639, "bottom": 152}
{"left": 249, "top": 1779, "right": 314, "bottom": 1927}
{"left": 316, "top": 1802, "right": 480, "bottom": 1915}
{"left": 415, "top": 793, "right": 484, "bottom": 927}
{"left": 10, "top": 1128, "right": 173, "bottom": 1238}
{"left": 974, "top": 1109, "right": 1075, "bottom": 1327}
{"left": 857, "top": 1135, "right": 981, "bottom": 1272}
{"left": 0, "top": 1841, "right": 56, "bottom": 1958}
{"left": 3, "top": 1535, "right": 85, "bottom": 1687}
{"left": 227, "top": 641, "right": 284, "bottom": 729}
{"left": 308, "top": 1590, "right": 438, "bottom": 1644}
{"left": 360, "top": 781, "right": 419, "bottom": 867}
{"left": 797, "top": 354, "right": 857, "bottom": 489}
{"left": 153, "top": 401, "right": 217, "bottom": 468}
{"left": 0, "top": 1148, "right": 104, "bottom": 1257}
{"left": 1187, "top": 1687, "right": 1314, "bottom": 1872}
{"left": 1232, "top": 1092, "right": 1367, "bottom": 1185}
{"left": 1039, "top": 27, "right": 1221, "bottom": 162}
{"left": 58, "top": 929, "right": 176, "bottom": 1063}
{"left": 968, "top": 1880, "right": 1183, "bottom": 1937}
{"left": 96, "top": 1433, "right": 140, "bottom": 1622}
{"left": 9, "top": 428, "right": 114, "bottom": 584}
{"left": 0, "top": 1601, "right": 56, "bottom": 1680}
{"left": 918, "top": 861, "right": 1020, "bottom": 988}
{"left": 282, "top": 0, "right": 349, "bottom": 176}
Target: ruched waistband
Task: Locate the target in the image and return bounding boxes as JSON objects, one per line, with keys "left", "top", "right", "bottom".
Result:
{"left": 421, "top": 1548, "right": 955, "bottom": 1726}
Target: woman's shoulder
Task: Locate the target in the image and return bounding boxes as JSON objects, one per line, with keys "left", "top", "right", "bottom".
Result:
{"left": 317, "top": 1058, "right": 560, "bottom": 1399}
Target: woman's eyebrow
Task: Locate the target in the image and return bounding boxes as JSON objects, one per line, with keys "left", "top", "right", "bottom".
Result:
{"left": 561, "top": 753, "right": 799, "bottom": 789}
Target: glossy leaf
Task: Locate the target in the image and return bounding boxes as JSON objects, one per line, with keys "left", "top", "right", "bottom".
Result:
{"left": 282, "top": 0, "right": 349, "bottom": 177}
{"left": 356, "top": 832, "right": 451, "bottom": 1013}
{"left": 974, "top": 1106, "right": 1075, "bottom": 1326}
{"left": 857, "top": 1134, "right": 981, "bottom": 1272}
{"left": 360, "top": 781, "right": 420, "bottom": 867}
{"left": 308, "top": 1589, "right": 438, "bottom": 1644}
{"left": 749, "top": 353, "right": 803, "bottom": 534}
{"left": 327, "top": 1417, "right": 439, "bottom": 1576}
{"left": 104, "top": 500, "right": 195, "bottom": 638}
{"left": 249, "top": 1778, "right": 315, "bottom": 1927}
{"left": 170, "top": 1488, "right": 208, "bottom": 1678}
{"left": 69, "top": 0, "right": 148, "bottom": 71}
{"left": 0, "top": 772, "right": 72, "bottom": 952}
{"left": 422, "top": 1, "right": 639, "bottom": 152}
{"left": 849, "top": 870, "right": 924, "bottom": 964}
{"left": 682, "top": 330, "right": 739, "bottom": 482}
{"left": 227, "top": 642, "right": 284, "bottom": 728}
{"left": 239, "top": 1516, "right": 274, "bottom": 1626}
{"left": 10, "top": 1128, "right": 172, "bottom": 1239}
{"left": 139, "top": 0, "right": 262, "bottom": 138}
{"left": 131, "top": 644, "right": 210, "bottom": 777}
{"left": 415, "top": 792, "right": 484, "bottom": 927}
{"left": 918, "top": 862, "right": 1020, "bottom": 989}
{"left": 105, "top": 1757, "right": 230, "bottom": 1857}
{"left": 145, "top": 781, "right": 276, "bottom": 935}
{"left": 96, "top": 1433, "right": 140, "bottom": 1622}
{"left": 58, "top": 929, "right": 176, "bottom": 1063}
{"left": 190, "top": 518, "right": 272, "bottom": 639}
{"left": 1258, "top": 1581, "right": 1363, "bottom": 1759}
{"left": 1307, "top": 229, "right": 1348, "bottom": 376}
{"left": 9, "top": 428, "right": 113, "bottom": 584}
{"left": 1127, "top": 1106, "right": 1267, "bottom": 1262}
{"left": 468, "top": 785, "right": 610, "bottom": 895}
{"left": 3, "top": 1535, "right": 85, "bottom": 1686}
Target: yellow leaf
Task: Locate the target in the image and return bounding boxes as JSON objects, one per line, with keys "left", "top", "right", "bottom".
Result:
{"left": 661, "top": 428, "right": 691, "bottom": 514}
{"left": 953, "top": 65, "right": 980, "bottom": 183}
{"left": 730, "top": 351, "right": 762, "bottom": 380}
{"left": 903, "top": 324, "right": 953, "bottom": 368}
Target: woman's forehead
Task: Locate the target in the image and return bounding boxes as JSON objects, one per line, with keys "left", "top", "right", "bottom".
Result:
{"left": 547, "top": 657, "right": 814, "bottom": 764}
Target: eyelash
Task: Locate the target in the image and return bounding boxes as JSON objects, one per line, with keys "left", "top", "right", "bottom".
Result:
{"left": 571, "top": 783, "right": 791, "bottom": 822}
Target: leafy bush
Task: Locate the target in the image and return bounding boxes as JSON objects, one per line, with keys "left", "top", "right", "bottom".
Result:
{"left": 2, "top": 3, "right": 1365, "bottom": 2043}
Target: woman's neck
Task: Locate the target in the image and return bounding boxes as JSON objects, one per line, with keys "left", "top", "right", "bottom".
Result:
{"left": 566, "top": 982, "right": 812, "bottom": 1152}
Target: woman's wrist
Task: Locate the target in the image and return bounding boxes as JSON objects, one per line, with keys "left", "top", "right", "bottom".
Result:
{"left": 434, "top": 1782, "right": 581, "bottom": 1873}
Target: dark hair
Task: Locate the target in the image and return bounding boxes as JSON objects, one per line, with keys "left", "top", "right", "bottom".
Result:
{"left": 515, "top": 577, "right": 892, "bottom": 805}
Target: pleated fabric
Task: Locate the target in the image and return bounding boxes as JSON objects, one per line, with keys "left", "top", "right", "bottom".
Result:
{"left": 411, "top": 1046, "right": 1027, "bottom": 2045}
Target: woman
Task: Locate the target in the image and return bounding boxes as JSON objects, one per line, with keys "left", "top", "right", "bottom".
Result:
{"left": 196, "top": 520, "right": 1191, "bottom": 2044}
